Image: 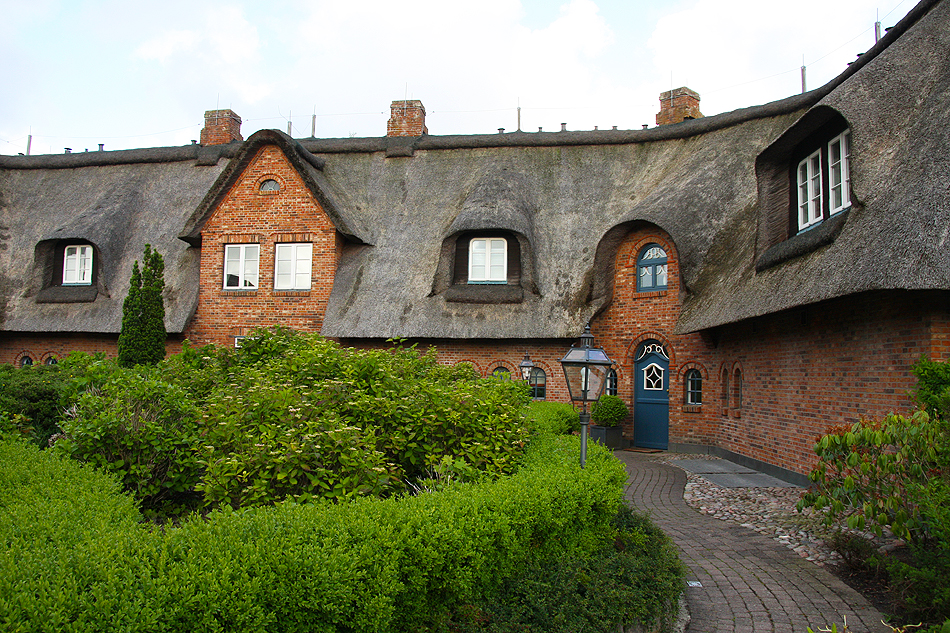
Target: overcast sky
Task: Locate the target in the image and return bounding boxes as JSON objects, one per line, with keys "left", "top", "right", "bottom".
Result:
{"left": 1, "top": 0, "right": 914, "bottom": 155}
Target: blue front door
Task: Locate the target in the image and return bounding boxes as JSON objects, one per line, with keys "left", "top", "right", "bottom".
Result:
{"left": 634, "top": 341, "right": 669, "bottom": 449}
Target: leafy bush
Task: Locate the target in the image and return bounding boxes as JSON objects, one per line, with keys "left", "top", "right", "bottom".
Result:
{"left": 196, "top": 366, "right": 397, "bottom": 508}
{"left": 0, "top": 432, "right": 670, "bottom": 633}
{"left": 797, "top": 412, "right": 939, "bottom": 542}
{"left": 0, "top": 440, "right": 158, "bottom": 632}
{"left": 453, "top": 505, "right": 685, "bottom": 633}
{"left": 54, "top": 364, "right": 204, "bottom": 516}
{"left": 525, "top": 401, "right": 580, "bottom": 435}
{"left": 591, "top": 394, "right": 629, "bottom": 427}
{"left": 914, "top": 356, "right": 950, "bottom": 419}
{"left": 0, "top": 362, "right": 69, "bottom": 446}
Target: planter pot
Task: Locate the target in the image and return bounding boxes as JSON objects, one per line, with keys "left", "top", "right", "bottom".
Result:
{"left": 590, "top": 424, "right": 623, "bottom": 449}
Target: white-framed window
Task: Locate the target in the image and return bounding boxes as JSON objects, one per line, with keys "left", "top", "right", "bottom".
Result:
{"left": 63, "top": 245, "right": 93, "bottom": 285}
{"left": 828, "top": 130, "right": 851, "bottom": 215}
{"left": 797, "top": 150, "right": 823, "bottom": 230}
{"left": 274, "top": 243, "right": 312, "bottom": 290}
{"left": 796, "top": 128, "right": 851, "bottom": 232}
{"left": 468, "top": 238, "right": 507, "bottom": 283}
{"left": 224, "top": 244, "right": 259, "bottom": 290}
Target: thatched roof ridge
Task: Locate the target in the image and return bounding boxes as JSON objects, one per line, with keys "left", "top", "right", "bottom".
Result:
{"left": 0, "top": 143, "right": 240, "bottom": 170}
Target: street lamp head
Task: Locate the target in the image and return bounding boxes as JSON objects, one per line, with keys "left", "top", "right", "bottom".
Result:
{"left": 519, "top": 352, "right": 535, "bottom": 381}
{"left": 559, "top": 323, "right": 613, "bottom": 404}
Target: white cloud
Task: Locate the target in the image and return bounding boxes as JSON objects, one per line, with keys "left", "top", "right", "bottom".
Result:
{"left": 135, "top": 30, "right": 200, "bottom": 62}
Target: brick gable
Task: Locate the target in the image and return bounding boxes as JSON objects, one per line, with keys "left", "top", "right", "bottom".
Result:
{"left": 184, "top": 145, "right": 340, "bottom": 347}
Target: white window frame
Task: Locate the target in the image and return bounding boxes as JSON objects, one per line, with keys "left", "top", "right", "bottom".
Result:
{"left": 63, "top": 244, "right": 93, "bottom": 285}
{"left": 223, "top": 244, "right": 260, "bottom": 290}
{"left": 796, "top": 128, "right": 852, "bottom": 232}
{"left": 274, "top": 243, "right": 312, "bottom": 290}
{"left": 468, "top": 238, "right": 507, "bottom": 283}
{"left": 828, "top": 130, "right": 851, "bottom": 215}
{"left": 797, "top": 150, "right": 823, "bottom": 230}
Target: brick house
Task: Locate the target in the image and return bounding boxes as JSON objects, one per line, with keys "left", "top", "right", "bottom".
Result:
{"left": 1, "top": 0, "right": 948, "bottom": 482}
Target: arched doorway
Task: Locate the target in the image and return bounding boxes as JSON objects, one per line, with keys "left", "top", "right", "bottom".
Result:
{"left": 633, "top": 341, "right": 670, "bottom": 449}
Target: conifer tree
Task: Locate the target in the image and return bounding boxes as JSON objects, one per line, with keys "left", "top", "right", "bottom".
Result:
{"left": 117, "top": 244, "right": 166, "bottom": 367}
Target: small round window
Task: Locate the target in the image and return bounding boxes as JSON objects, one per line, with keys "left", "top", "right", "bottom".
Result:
{"left": 259, "top": 179, "right": 281, "bottom": 192}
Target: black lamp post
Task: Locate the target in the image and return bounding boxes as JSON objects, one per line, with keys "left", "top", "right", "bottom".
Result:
{"left": 559, "top": 323, "right": 614, "bottom": 468}
{"left": 519, "top": 352, "right": 534, "bottom": 381}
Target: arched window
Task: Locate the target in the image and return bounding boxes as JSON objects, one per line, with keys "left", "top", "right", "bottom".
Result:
{"left": 721, "top": 368, "right": 729, "bottom": 409}
{"left": 19, "top": 356, "right": 33, "bottom": 368}
{"left": 733, "top": 368, "right": 743, "bottom": 409}
{"left": 259, "top": 179, "right": 281, "bottom": 192}
{"left": 529, "top": 367, "right": 546, "bottom": 400}
{"left": 44, "top": 357, "right": 58, "bottom": 366}
{"left": 605, "top": 368, "right": 618, "bottom": 396}
{"left": 492, "top": 366, "right": 511, "bottom": 380}
{"left": 637, "top": 244, "right": 668, "bottom": 292}
{"left": 685, "top": 369, "right": 702, "bottom": 405}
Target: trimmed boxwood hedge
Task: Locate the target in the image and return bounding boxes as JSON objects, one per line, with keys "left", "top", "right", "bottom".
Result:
{"left": 0, "top": 431, "right": 679, "bottom": 633}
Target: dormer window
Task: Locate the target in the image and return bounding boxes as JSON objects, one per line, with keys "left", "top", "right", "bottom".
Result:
{"left": 468, "top": 238, "right": 507, "bottom": 283}
{"left": 63, "top": 245, "right": 93, "bottom": 285}
{"left": 797, "top": 129, "right": 851, "bottom": 231}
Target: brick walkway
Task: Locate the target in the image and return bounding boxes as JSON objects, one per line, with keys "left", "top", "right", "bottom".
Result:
{"left": 616, "top": 451, "right": 891, "bottom": 633}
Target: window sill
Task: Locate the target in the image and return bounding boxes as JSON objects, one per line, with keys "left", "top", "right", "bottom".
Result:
{"left": 636, "top": 289, "right": 668, "bottom": 298}
{"left": 756, "top": 209, "right": 849, "bottom": 272}
{"left": 273, "top": 290, "right": 311, "bottom": 297}
{"left": 682, "top": 405, "right": 702, "bottom": 413}
{"left": 220, "top": 290, "right": 258, "bottom": 297}
{"left": 36, "top": 285, "right": 98, "bottom": 304}
{"left": 444, "top": 284, "right": 524, "bottom": 304}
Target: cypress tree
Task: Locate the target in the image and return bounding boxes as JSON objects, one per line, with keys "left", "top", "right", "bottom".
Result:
{"left": 117, "top": 244, "right": 166, "bottom": 367}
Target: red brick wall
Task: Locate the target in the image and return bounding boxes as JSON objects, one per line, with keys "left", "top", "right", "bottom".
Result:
{"left": 709, "top": 292, "right": 935, "bottom": 474}
{"left": 183, "top": 144, "right": 339, "bottom": 347}
{"left": 591, "top": 226, "right": 719, "bottom": 448}
{"left": 0, "top": 331, "right": 187, "bottom": 365}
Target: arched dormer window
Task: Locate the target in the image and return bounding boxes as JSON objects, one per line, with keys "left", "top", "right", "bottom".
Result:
{"left": 35, "top": 239, "right": 100, "bottom": 303}
{"left": 637, "top": 244, "right": 668, "bottom": 292}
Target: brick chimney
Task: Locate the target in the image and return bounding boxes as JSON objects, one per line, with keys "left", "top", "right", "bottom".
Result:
{"left": 200, "top": 109, "right": 243, "bottom": 145}
{"left": 387, "top": 100, "right": 427, "bottom": 137}
{"left": 655, "top": 87, "right": 703, "bottom": 126}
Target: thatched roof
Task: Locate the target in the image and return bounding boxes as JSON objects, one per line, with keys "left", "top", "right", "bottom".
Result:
{"left": 0, "top": 0, "right": 946, "bottom": 340}
{"left": 0, "top": 149, "right": 229, "bottom": 333}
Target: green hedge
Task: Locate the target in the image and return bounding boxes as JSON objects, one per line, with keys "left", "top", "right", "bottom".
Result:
{"left": 0, "top": 432, "right": 643, "bottom": 632}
